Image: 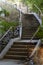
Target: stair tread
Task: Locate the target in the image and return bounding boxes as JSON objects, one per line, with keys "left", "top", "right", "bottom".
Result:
{"left": 5, "top": 55, "right": 27, "bottom": 57}
{"left": 4, "top": 41, "right": 36, "bottom": 60}
{"left": 12, "top": 45, "right": 35, "bottom": 48}
{"left": 13, "top": 44, "right": 28, "bottom": 46}
{"left": 7, "top": 51, "right": 32, "bottom": 55}
{"left": 8, "top": 51, "right": 28, "bottom": 53}
{"left": 10, "top": 48, "right": 27, "bottom": 49}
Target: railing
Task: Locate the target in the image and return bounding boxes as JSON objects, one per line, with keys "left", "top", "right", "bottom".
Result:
{"left": 29, "top": 39, "right": 41, "bottom": 65}
{"left": 29, "top": 25, "right": 40, "bottom": 56}
{"left": 34, "top": 4, "right": 42, "bottom": 13}
{"left": 33, "top": 4, "right": 42, "bottom": 18}
{"left": 24, "top": 26, "right": 40, "bottom": 61}
{"left": 0, "top": 26, "right": 20, "bottom": 53}
{"left": 29, "top": 39, "right": 41, "bottom": 58}
{"left": 30, "top": 26, "right": 40, "bottom": 41}
{"left": 23, "top": 27, "right": 41, "bottom": 64}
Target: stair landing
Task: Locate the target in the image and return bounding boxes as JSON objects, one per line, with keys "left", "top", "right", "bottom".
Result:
{"left": 0, "top": 59, "right": 23, "bottom": 65}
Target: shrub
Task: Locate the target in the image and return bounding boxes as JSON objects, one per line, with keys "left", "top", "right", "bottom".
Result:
{"left": 3, "top": 9, "right": 10, "bottom": 16}
{"left": 36, "top": 26, "right": 43, "bottom": 38}
{"left": 0, "top": 19, "right": 19, "bottom": 37}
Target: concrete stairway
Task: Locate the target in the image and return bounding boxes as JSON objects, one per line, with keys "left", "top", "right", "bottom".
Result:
{"left": 4, "top": 41, "right": 36, "bottom": 60}
{"left": 21, "top": 14, "right": 40, "bottom": 39}
{"left": 22, "top": 27, "right": 37, "bottom": 39}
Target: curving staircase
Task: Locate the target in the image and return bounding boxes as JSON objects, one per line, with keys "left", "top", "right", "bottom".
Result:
{"left": 21, "top": 14, "right": 41, "bottom": 39}
{"left": 0, "top": 2, "right": 42, "bottom": 62}
{"left": 0, "top": 14, "right": 41, "bottom": 61}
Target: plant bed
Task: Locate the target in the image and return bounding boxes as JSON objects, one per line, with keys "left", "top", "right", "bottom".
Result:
{"left": 0, "top": 19, "right": 19, "bottom": 38}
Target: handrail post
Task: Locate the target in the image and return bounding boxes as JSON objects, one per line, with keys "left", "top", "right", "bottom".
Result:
{"left": 30, "top": 26, "right": 40, "bottom": 42}
{"left": 12, "top": 26, "right": 14, "bottom": 38}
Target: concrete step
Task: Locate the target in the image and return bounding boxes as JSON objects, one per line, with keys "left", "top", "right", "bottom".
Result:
{"left": 6, "top": 52, "right": 28, "bottom": 56}
{"left": 4, "top": 55, "right": 27, "bottom": 60}
{"left": 10, "top": 47, "right": 27, "bottom": 51}
{"left": 14, "top": 45, "right": 34, "bottom": 47}
{"left": 4, "top": 41, "right": 35, "bottom": 60}
{"left": 7, "top": 51, "right": 28, "bottom": 54}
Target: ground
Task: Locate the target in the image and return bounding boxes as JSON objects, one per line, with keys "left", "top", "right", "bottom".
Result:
{"left": 0, "top": 59, "right": 23, "bottom": 65}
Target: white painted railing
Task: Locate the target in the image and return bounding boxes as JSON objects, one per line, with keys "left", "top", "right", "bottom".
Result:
{"left": 27, "top": 26, "right": 41, "bottom": 59}
{"left": 0, "top": 27, "right": 12, "bottom": 41}
{"left": 34, "top": 4, "right": 42, "bottom": 14}
{"left": 33, "top": 13, "right": 42, "bottom": 25}
{"left": 33, "top": 4, "right": 42, "bottom": 23}
{"left": 29, "top": 39, "right": 41, "bottom": 58}
{"left": 0, "top": 37, "right": 20, "bottom": 59}
{"left": 0, "top": 26, "right": 21, "bottom": 59}
{"left": 30, "top": 26, "right": 40, "bottom": 41}
{"left": 28, "top": 13, "right": 42, "bottom": 25}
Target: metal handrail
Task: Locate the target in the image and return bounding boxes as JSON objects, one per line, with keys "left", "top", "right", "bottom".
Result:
{"left": 27, "top": 26, "right": 41, "bottom": 63}
{"left": 0, "top": 27, "right": 12, "bottom": 41}
{"left": 0, "top": 26, "right": 20, "bottom": 53}
{"left": 0, "top": 26, "right": 13, "bottom": 52}
{"left": 29, "top": 39, "right": 41, "bottom": 58}
{"left": 26, "top": 26, "right": 40, "bottom": 60}
{"left": 30, "top": 26, "right": 40, "bottom": 42}
{"left": 33, "top": 4, "right": 43, "bottom": 18}
{"left": 34, "top": 4, "right": 42, "bottom": 14}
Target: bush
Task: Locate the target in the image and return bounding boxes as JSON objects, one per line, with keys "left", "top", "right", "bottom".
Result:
{"left": 0, "top": 8, "right": 10, "bottom": 17}
{"left": 0, "top": 11, "right": 3, "bottom": 15}
{"left": 0, "top": 20, "right": 19, "bottom": 30}
{"left": 0, "top": 19, "right": 19, "bottom": 37}
{"left": 3, "top": 9, "right": 10, "bottom": 16}
{"left": 36, "top": 26, "right": 43, "bottom": 38}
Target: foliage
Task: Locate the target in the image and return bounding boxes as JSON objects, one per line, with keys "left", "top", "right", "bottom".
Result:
{"left": 3, "top": 9, "right": 10, "bottom": 16}
{"left": 0, "top": 20, "right": 19, "bottom": 37}
{"left": 41, "top": 14, "right": 43, "bottom": 29}
{"left": 21, "top": 0, "right": 43, "bottom": 39}
{"left": 0, "top": 10, "right": 3, "bottom": 14}
{"left": 21, "top": 0, "right": 43, "bottom": 12}
{"left": 0, "top": 20, "right": 19, "bottom": 30}
{"left": 0, "top": 8, "right": 10, "bottom": 16}
{"left": 36, "top": 26, "right": 43, "bottom": 38}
